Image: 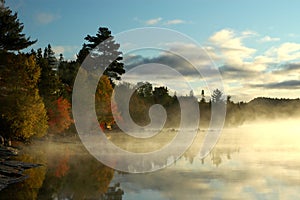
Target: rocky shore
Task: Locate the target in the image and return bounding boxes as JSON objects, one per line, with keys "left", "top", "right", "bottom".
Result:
{"left": 0, "top": 145, "right": 41, "bottom": 191}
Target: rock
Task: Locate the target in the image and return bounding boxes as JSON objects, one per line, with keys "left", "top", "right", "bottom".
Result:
{"left": 0, "top": 145, "right": 41, "bottom": 191}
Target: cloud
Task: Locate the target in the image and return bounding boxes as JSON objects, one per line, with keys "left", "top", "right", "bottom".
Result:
{"left": 123, "top": 43, "right": 217, "bottom": 78}
{"left": 277, "top": 42, "right": 300, "bottom": 61}
{"left": 272, "top": 63, "right": 300, "bottom": 74}
{"left": 204, "top": 29, "right": 300, "bottom": 99}
{"left": 123, "top": 52, "right": 200, "bottom": 77}
{"left": 52, "top": 45, "right": 78, "bottom": 54}
{"left": 120, "top": 28, "right": 300, "bottom": 100}
{"left": 241, "top": 30, "right": 258, "bottom": 37}
{"left": 51, "top": 45, "right": 80, "bottom": 60}
{"left": 145, "top": 17, "right": 163, "bottom": 25}
{"left": 288, "top": 33, "right": 300, "bottom": 38}
{"left": 121, "top": 42, "right": 222, "bottom": 96}
{"left": 140, "top": 17, "right": 188, "bottom": 26}
{"left": 36, "top": 12, "right": 60, "bottom": 24}
{"left": 165, "top": 19, "right": 186, "bottom": 25}
{"left": 250, "top": 80, "right": 300, "bottom": 89}
{"left": 219, "top": 65, "right": 258, "bottom": 79}
{"left": 260, "top": 36, "right": 280, "bottom": 42}
{"left": 208, "top": 29, "right": 257, "bottom": 66}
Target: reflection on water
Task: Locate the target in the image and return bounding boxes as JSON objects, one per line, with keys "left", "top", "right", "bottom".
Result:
{"left": 1, "top": 139, "right": 115, "bottom": 200}
{"left": 2, "top": 120, "right": 300, "bottom": 199}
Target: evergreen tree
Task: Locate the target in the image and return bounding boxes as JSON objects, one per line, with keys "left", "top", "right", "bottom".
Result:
{"left": 77, "top": 27, "right": 125, "bottom": 81}
{"left": 37, "top": 46, "right": 61, "bottom": 99}
{"left": 0, "top": 2, "right": 36, "bottom": 51}
{"left": 58, "top": 60, "right": 80, "bottom": 96}
{"left": 46, "top": 44, "right": 57, "bottom": 69}
{"left": 211, "top": 89, "right": 224, "bottom": 104}
{"left": 36, "top": 47, "right": 73, "bottom": 134}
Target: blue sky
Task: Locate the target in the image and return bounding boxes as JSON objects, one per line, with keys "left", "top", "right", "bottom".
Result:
{"left": 5, "top": 0, "right": 300, "bottom": 101}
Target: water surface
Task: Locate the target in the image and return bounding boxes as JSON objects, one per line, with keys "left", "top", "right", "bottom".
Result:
{"left": 2, "top": 120, "right": 300, "bottom": 200}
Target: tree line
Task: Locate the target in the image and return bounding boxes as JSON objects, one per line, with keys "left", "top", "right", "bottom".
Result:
{"left": 0, "top": 3, "right": 124, "bottom": 143}
{"left": 1, "top": 2, "right": 300, "bottom": 144}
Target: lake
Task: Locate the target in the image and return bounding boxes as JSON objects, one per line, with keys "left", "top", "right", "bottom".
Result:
{"left": 1, "top": 120, "right": 300, "bottom": 200}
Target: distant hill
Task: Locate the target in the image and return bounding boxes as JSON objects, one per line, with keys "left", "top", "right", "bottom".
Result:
{"left": 243, "top": 97, "right": 300, "bottom": 120}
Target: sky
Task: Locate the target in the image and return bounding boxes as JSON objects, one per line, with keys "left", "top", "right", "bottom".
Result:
{"left": 5, "top": 0, "right": 300, "bottom": 101}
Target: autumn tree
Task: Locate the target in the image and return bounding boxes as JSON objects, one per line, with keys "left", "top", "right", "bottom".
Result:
{"left": 48, "top": 97, "right": 73, "bottom": 134}
{"left": 0, "top": 3, "right": 48, "bottom": 141}
{"left": 95, "top": 75, "right": 115, "bottom": 127}
{"left": 0, "top": 53, "right": 48, "bottom": 140}
{"left": 35, "top": 46, "right": 73, "bottom": 134}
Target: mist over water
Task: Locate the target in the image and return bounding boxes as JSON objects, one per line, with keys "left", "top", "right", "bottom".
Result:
{"left": 2, "top": 118, "right": 300, "bottom": 199}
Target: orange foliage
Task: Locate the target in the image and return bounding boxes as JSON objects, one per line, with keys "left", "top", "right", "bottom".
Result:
{"left": 54, "top": 149, "right": 70, "bottom": 178}
{"left": 48, "top": 97, "right": 73, "bottom": 134}
{"left": 95, "top": 76, "right": 115, "bottom": 125}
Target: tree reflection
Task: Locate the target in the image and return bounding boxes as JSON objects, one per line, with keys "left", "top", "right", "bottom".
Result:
{"left": 100, "top": 183, "right": 124, "bottom": 200}
{"left": 37, "top": 144, "right": 115, "bottom": 200}
{"left": 0, "top": 145, "right": 47, "bottom": 200}
{"left": 0, "top": 141, "right": 115, "bottom": 200}
{"left": 183, "top": 130, "right": 240, "bottom": 166}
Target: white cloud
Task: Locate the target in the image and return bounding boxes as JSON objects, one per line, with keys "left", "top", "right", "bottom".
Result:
{"left": 120, "top": 28, "right": 300, "bottom": 100}
{"left": 288, "top": 33, "right": 300, "bottom": 38}
{"left": 208, "top": 29, "right": 256, "bottom": 66}
{"left": 241, "top": 30, "right": 258, "bottom": 37}
{"left": 260, "top": 36, "right": 280, "bottom": 42}
{"left": 140, "top": 17, "right": 188, "bottom": 26}
{"left": 264, "top": 42, "right": 300, "bottom": 62}
{"left": 52, "top": 45, "right": 78, "bottom": 54}
{"left": 204, "top": 29, "right": 300, "bottom": 100}
{"left": 165, "top": 19, "right": 186, "bottom": 25}
{"left": 145, "top": 17, "right": 162, "bottom": 25}
{"left": 36, "top": 12, "right": 60, "bottom": 24}
{"left": 52, "top": 45, "right": 80, "bottom": 60}
{"left": 277, "top": 42, "right": 300, "bottom": 61}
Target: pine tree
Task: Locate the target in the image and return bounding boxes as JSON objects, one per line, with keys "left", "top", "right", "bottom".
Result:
{"left": 37, "top": 45, "right": 62, "bottom": 99}
{"left": 211, "top": 89, "right": 224, "bottom": 104}
{"left": 0, "top": 2, "right": 36, "bottom": 51}
{"left": 77, "top": 27, "right": 125, "bottom": 81}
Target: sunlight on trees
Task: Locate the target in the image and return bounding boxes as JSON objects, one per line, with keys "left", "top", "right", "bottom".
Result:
{"left": 0, "top": 53, "right": 48, "bottom": 140}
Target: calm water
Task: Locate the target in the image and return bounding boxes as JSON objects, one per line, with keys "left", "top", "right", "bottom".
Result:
{"left": 1, "top": 120, "right": 300, "bottom": 200}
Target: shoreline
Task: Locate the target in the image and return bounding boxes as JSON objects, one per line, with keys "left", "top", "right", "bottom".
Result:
{"left": 0, "top": 145, "right": 41, "bottom": 191}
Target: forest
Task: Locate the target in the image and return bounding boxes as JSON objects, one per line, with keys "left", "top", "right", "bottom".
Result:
{"left": 1, "top": 2, "right": 300, "bottom": 145}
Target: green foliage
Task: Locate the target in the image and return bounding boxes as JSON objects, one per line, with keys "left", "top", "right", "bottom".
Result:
{"left": 77, "top": 27, "right": 125, "bottom": 81}
{"left": 211, "top": 89, "right": 224, "bottom": 104}
{"left": 58, "top": 60, "right": 80, "bottom": 95}
{"left": 0, "top": 4, "right": 36, "bottom": 51}
{"left": 37, "top": 46, "right": 62, "bottom": 100}
{"left": 137, "top": 82, "right": 153, "bottom": 99}
{"left": 153, "top": 86, "right": 173, "bottom": 106}
{"left": 0, "top": 53, "right": 41, "bottom": 92}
